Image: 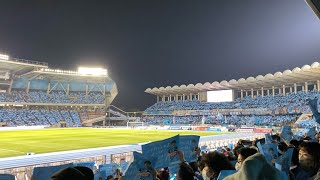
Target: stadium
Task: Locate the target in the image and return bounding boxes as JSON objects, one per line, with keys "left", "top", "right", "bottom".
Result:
{"left": 0, "top": 1, "right": 320, "bottom": 179}
{"left": 0, "top": 52, "right": 319, "bottom": 179}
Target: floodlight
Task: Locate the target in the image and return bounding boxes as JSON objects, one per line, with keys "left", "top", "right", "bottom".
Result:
{"left": 0, "top": 54, "right": 9, "bottom": 60}
{"left": 78, "top": 67, "right": 108, "bottom": 76}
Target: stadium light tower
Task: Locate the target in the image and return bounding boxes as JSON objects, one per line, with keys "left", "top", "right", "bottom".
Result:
{"left": 0, "top": 54, "right": 9, "bottom": 60}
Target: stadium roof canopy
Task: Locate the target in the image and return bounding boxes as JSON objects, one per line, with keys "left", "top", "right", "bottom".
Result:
{"left": 145, "top": 62, "right": 320, "bottom": 96}
{"left": 21, "top": 68, "right": 111, "bottom": 82}
{"left": 0, "top": 55, "right": 111, "bottom": 83}
{"left": 0, "top": 58, "right": 48, "bottom": 76}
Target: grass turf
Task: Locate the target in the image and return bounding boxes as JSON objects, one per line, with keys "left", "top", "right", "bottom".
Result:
{"left": 0, "top": 128, "right": 229, "bottom": 158}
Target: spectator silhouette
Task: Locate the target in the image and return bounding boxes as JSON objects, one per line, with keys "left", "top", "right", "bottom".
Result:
{"left": 308, "top": 98, "right": 320, "bottom": 124}
{"left": 51, "top": 166, "right": 93, "bottom": 180}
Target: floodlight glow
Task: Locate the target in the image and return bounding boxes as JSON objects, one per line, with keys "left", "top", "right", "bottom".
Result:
{"left": 78, "top": 67, "right": 108, "bottom": 75}
{"left": 0, "top": 54, "right": 9, "bottom": 60}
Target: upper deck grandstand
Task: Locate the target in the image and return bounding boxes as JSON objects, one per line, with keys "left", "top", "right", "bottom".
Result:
{"left": 143, "top": 62, "right": 320, "bottom": 128}
{"left": 0, "top": 53, "right": 118, "bottom": 127}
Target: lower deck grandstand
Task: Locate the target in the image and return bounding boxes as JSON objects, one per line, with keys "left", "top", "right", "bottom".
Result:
{"left": 0, "top": 90, "right": 105, "bottom": 104}
{"left": 0, "top": 109, "right": 80, "bottom": 126}
{"left": 0, "top": 90, "right": 318, "bottom": 127}
{"left": 142, "top": 114, "right": 299, "bottom": 126}
{"left": 144, "top": 91, "right": 319, "bottom": 114}
{"left": 142, "top": 90, "right": 319, "bottom": 127}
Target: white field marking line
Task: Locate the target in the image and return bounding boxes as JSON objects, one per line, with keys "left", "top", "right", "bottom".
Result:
{"left": 0, "top": 147, "right": 25, "bottom": 153}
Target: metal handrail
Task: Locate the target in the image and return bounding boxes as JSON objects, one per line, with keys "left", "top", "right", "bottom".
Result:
{"left": 10, "top": 58, "right": 48, "bottom": 66}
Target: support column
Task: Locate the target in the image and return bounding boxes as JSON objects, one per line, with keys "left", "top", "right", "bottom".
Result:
{"left": 86, "top": 84, "right": 89, "bottom": 95}
{"left": 272, "top": 86, "right": 275, "bottom": 96}
{"left": 182, "top": 94, "right": 185, "bottom": 101}
{"left": 305, "top": 82, "right": 308, "bottom": 92}
{"left": 47, "top": 82, "right": 51, "bottom": 94}
{"left": 67, "top": 83, "right": 70, "bottom": 95}
{"left": 169, "top": 95, "right": 172, "bottom": 101}
{"left": 105, "top": 97, "right": 111, "bottom": 127}
{"left": 290, "top": 87, "right": 292, "bottom": 93}
{"left": 241, "top": 90, "right": 243, "bottom": 99}
{"left": 26, "top": 81, "right": 30, "bottom": 93}
{"left": 251, "top": 88, "right": 254, "bottom": 98}
{"left": 279, "top": 88, "right": 282, "bottom": 95}
{"left": 8, "top": 79, "right": 13, "bottom": 93}
{"left": 157, "top": 96, "right": 160, "bottom": 102}
{"left": 294, "top": 83, "right": 297, "bottom": 93}
{"left": 256, "top": 90, "right": 259, "bottom": 97}
{"left": 314, "top": 84, "right": 317, "bottom": 91}
{"left": 317, "top": 80, "right": 320, "bottom": 92}
{"left": 245, "top": 91, "right": 248, "bottom": 97}
{"left": 267, "top": 89, "right": 270, "bottom": 96}
{"left": 282, "top": 85, "right": 286, "bottom": 96}
{"left": 302, "top": 86, "right": 305, "bottom": 92}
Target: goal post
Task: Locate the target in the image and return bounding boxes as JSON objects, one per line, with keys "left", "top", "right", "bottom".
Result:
{"left": 127, "top": 121, "right": 144, "bottom": 129}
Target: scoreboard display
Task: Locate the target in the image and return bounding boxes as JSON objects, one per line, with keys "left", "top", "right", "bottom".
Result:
{"left": 207, "top": 90, "right": 233, "bottom": 102}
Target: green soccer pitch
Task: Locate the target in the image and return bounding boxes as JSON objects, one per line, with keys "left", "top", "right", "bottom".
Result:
{"left": 0, "top": 128, "right": 230, "bottom": 158}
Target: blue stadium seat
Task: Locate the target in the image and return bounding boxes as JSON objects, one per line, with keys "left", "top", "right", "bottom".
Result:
{"left": 0, "top": 174, "right": 15, "bottom": 180}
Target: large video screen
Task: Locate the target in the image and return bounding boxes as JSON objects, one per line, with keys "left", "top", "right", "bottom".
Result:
{"left": 207, "top": 90, "right": 233, "bottom": 102}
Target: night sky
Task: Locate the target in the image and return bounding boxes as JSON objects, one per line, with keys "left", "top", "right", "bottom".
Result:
{"left": 0, "top": 1, "right": 320, "bottom": 110}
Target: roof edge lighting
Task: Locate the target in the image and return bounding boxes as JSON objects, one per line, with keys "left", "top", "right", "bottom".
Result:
{"left": 78, "top": 67, "right": 108, "bottom": 76}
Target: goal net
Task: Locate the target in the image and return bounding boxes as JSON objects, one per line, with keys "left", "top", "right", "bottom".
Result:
{"left": 127, "top": 121, "right": 144, "bottom": 129}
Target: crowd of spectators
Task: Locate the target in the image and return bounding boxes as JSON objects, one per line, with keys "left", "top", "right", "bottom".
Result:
{"left": 175, "top": 133, "right": 320, "bottom": 180}
{"left": 0, "top": 90, "right": 105, "bottom": 104}
{"left": 0, "top": 109, "right": 82, "bottom": 127}
{"left": 143, "top": 114, "right": 299, "bottom": 126}
{"left": 143, "top": 91, "right": 320, "bottom": 127}
{"left": 13, "top": 131, "right": 319, "bottom": 180}
{"left": 145, "top": 91, "right": 320, "bottom": 114}
{"left": 295, "top": 118, "right": 319, "bottom": 129}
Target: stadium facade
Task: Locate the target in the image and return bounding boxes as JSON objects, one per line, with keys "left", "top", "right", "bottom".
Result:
{"left": 145, "top": 62, "right": 320, "bottom": 102}
{"left": 0, "top": 53, "right": 118, "bottom": 127}
{"left": 143, "top": 62, "right": 320, "bottom": 128}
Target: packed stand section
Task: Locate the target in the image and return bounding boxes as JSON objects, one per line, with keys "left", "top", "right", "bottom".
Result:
{"left": 0, "top": 109, "right": 82, "bottom": 127}
{"left": 295, "top": 117, "right": 319, "bottom": 129}
{"left": 0, "top": 90, "right": 105, "bottom": 104}
{"left": 142, "top": 114, "right": 299, "bottom": 126}
{"left": 70, "top": 110, "right": 82, "bottom": 126}
{"left": 145, "top": 91, "right": 320, "bottom": 114}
